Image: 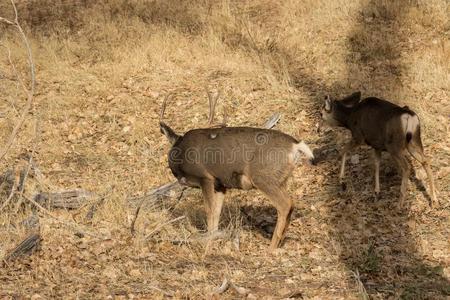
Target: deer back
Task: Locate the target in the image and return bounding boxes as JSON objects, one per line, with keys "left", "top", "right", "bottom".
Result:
{"left": 345, "top": 98, "right": 419, "bottom": 150}
{"left": 168, "top": 126, "right": 299, "bottom": 189}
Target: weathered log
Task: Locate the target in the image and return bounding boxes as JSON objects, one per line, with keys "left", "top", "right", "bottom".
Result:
{"left": 33, "top": 189, "right": 94, "bottom": 209}
{"left": 4, "top": 233, "right": 41, "bottom": 262}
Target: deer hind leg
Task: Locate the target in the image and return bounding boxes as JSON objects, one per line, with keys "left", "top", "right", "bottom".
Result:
{"left": 339, "top": 139, "right": 360, "bottom": 190}
{"left": 391, "top": 153, "right": 410, "bottom": 208}
{"left": 255, "top": 182, "right": 293, "bottom": 250}
{"left": 373, "top": 149, "right": 382, "bottom": 197}
{"left": 200, "top": 179, "right": 224, "bottom": 232}
{"left": 407, "top": 141, "right": 438, "bottom": 206}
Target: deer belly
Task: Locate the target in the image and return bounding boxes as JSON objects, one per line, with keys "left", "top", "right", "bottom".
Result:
{"left": 217, "top": 172, "right": 254, "bottom": 190}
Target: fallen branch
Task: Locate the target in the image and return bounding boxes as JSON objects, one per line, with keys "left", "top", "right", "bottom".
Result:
{"left": 33, "top": 189, "right": 94, "bottom": 209}
{"left": 3, "top": 233, "right": 41, "bottom": 262}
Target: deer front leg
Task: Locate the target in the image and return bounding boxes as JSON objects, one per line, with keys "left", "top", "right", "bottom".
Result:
{"left": 373, "top": 150, "right": 382, "bottom": 198}
{"left": 200, "top": 179, "right": 224, "bottom": 232}
{"left": 339, "top": 139, "right": 360, "bottom": 190}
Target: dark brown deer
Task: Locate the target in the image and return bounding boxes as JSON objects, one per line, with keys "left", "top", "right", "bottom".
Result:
{"left": 321, "top": 91, "right": 438, "bottom": 207}
{"left": 159, "top": 91, "right": 314, "bottom": 250}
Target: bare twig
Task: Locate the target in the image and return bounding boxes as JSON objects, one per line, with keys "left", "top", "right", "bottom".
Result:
{"left": 144, "top": 216, "right": 185, "bottom": 240}
{"left": 130, "top": 196, "right": 146, "bottom": 236}
{"left": 130, "top": 184, "right": 186, "bottom": 235}
{"left": 0, "top": 0, "right": 36, "bottom": 161}
{"left": 212, "top": 277, "right": 230, "bottom": 295}
{"left": 15, "top": 117, "right": 40, "bottom": 212}
{"left": 0, "top": 175, "right": 17, "bottom": 212}
{"left": 352, "top": 269, "right": 369, "bottom": 300}
{"left": 229, "top": 281, "right": 250, "bottom": 296}
{"left": 127, "top": 181, "right": 184, "bottom": 209}
{"left": 210, "top": 276, "right": 249, "bottom": 297}
{"left": 84, "top": 188, "right": 111, "bottom": 221}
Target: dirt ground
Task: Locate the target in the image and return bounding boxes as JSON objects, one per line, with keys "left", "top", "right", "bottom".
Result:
{"left": 0, "top": 1, "right": 449, "bottom": 299}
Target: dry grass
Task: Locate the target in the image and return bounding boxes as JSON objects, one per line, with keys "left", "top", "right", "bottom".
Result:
{"left": 0, "top": 0, "right": 449, "bottom": 298}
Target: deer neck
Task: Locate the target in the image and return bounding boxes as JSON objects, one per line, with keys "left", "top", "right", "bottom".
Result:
{"left": 334, "top": 103, "right": 353, "bottom": 128}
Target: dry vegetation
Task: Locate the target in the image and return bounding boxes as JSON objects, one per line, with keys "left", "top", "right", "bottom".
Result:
{"left": 0, "top": 0, "right": 449, "bottom": 298}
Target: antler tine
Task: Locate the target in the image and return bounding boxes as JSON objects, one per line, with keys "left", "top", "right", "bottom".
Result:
{"left": 206, "top": 88, "right": 220, "bottom": 125}
{"left": 160, "top": 92, "right": 174, "bottom": 121}
{"left": 222, "top": 105, "right": 228, "bottom": 126}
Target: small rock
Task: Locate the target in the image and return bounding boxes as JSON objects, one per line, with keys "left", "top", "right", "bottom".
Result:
{"left": 350, "top": 154, "right": 359, "bottom": 164}
{"left": 106, "top": 95, "right": 114, "bottom": 101}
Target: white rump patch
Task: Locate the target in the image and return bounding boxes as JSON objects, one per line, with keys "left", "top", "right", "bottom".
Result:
{"left": 401, "top": 113, "right": 419, "bottom": 135}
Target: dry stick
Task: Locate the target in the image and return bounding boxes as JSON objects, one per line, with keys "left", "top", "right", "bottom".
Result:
{"left": 0, "top": 0, "right": 36, "bottom": 161}
{"left": 129, "top": 182, "right": 185, "bottom": 235}
{"left": 144, "top": 215, "right": 185, "bottom": 240}
{"left": 15, "top": 117, "right": 40, "bottom": 212}
{"left": 1, "top": 44, "right": 20, "bottom": 115}
{"left": 229, "top": 281, "right": 250, "bottom": 296}
{"left": 130, "top": 196, "right": 146, "bottom": 236}
{"left": 0, "top": 177, "right": 17, "bottom": 212}
{"left": 212, "top": 277, "right": 230, "bottom": 295}
{"left": 211, "top": 276, "right": 249, "bottom": 296}
{"left": 84, "top": 187, "right": 112, "bottom": 220}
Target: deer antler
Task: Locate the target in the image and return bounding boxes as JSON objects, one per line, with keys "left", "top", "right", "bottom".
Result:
{"left": 160, "top": 93, "right": 175, "bottom": 121}
{"left": 205, "top": 88, "right": 227, "bottom": 127}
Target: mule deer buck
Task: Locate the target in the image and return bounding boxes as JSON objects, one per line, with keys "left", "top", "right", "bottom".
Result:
{"left": 320, "top": 91, "right": 437, "bottom": 207}
{"left": 159, "top": 91, "right": 314, "bottom": 250}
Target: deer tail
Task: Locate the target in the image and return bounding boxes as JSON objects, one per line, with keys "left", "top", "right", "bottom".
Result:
{"left": 401, "top": 113, "right": 419, "bottom": 143}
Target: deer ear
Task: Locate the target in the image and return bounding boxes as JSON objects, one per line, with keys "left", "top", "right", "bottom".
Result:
{"left": 341, "top": 91, "right": 361, "bottom": 107}
{"left": 324, "top": 96, "right": 332, "bottom": 111}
